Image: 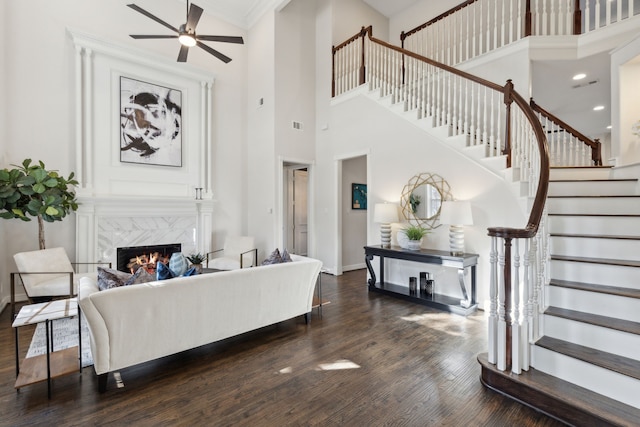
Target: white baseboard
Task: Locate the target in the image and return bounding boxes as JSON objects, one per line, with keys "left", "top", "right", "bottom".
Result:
{"left": 343, "top": 263, "right": 366, "bottom": 272}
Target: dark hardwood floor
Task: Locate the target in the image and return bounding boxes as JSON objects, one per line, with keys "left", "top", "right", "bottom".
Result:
{"left": 0, "top": 269, "right": 563, "bottom": 426}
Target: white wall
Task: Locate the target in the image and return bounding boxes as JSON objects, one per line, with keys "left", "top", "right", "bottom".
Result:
{"left": 1, "top": 0, "right": 247, "bottom": 305}
{"left": 341, "top": 156, "right": 367, "bottom": 271}
{"left": 316, "top": 92, "right": 526, "bottom": 307}
{"left": 611, "top": 34, "right": 640, "bottom": 166}
{"left": 332, "top": 0, "right": 389, "bottom": 44}
{"left": 0, "top": 0, "right": 7, "bottom": 309}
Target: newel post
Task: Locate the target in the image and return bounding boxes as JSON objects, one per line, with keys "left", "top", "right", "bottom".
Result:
{"left": 400, "top": 31, "right": 406, "bottom": 85}
{"left": 503, "top": 80, "right": 514, "bottom": 168}
{"left": 524, "top": 0, "right": 532, "bottom": 37}
{"left": 573, "top": 0, "right": 582, "bottom": 35}
{"left": 593, "top": 138, "right": 602, "bottom": 166}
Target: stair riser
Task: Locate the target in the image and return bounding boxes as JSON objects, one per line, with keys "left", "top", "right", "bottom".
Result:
{"left": 531, "top": 346, "right": 640, "bottom": 409}
{"left": 548, "top": 181, "right": 638, "bottom": 197}
{"left": 550, "top": 236, "right": 640, "bottom": 261}
{"left": 550, "top": 168, "right": 612, "bottom": 181}
{"left": 547, "top": 197, "right": 640, "bottom": 215}
{"left": 547, "top": 286, "right": 640, "bottom": 323}
{"left": 543, "top": 314, "right": 640, "bottom": 362}
{"left": 550, "top": 260, "right": 639, "bottom": 288}
{"left": 548, "top": 215, "right": 640, "bottom": 236}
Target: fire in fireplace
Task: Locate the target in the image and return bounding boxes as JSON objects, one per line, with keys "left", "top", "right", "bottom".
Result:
{"left": 116, "top": 243, "right": 182, "bottom": 274}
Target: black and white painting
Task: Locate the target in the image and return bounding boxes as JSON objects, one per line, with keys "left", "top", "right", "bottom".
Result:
{"left": 120, "top": 77, "right": 182, "bottom": 167}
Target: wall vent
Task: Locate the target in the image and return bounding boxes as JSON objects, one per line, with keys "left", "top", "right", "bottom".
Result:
{"left": 292, "top": 121, "right": 303, "bottom": 130}
{"left": 572, "top": 79, "right": 599, "bottom": 89}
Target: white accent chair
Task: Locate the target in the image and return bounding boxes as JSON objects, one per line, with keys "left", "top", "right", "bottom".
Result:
{"left": 11, "top": 247, "right": 106, "bottom": 315}
{"left": 206, "top": 236, "right": 258, "bottom": 270}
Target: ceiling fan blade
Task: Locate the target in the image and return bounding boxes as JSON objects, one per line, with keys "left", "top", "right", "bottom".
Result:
{"left": 178, "top": 45, "right": 189, "bottom": 63}
{"left": 127, "top": 4, "right": 179, "bottom": 33}
{"left": 130, "top": 35, "right": 178, "bottom": 39}
{"left": 196, "top": 41, "right": 232, "bottom": 63}
{"left": 197, "top": 35, "right": 244, "bottom": 44}
{"left": 186, "top": 3, "right": 204, "bottom": 31}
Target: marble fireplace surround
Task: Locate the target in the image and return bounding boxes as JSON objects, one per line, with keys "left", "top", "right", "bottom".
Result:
{"left": 75, "top": 196, "right": 213, "bottom": 271}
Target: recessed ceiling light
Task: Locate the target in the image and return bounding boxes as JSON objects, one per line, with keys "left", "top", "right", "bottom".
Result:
{"left": 606, "top": 125, "right": 612, "bottom": 129}
{"left": 593, "top": 105, "right": 605, "bottom": 111}
{"left": 573, "top": 73, "right": 587, "bottom": 80}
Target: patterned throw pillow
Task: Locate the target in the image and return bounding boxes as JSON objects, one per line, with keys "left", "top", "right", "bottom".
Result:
{"left": 156, "top": 262, "right": 199, "bottom": 280}
{"left": 124, "top": 267, "right": 155, "bottom": 286}
{"left": 97, "top": 267, "right": 132, "bottom": 291}
{"left": 169, "top": 252, "right": 188, "bottom": 276}
{"left": 281, "top": 249, "right": 293, "bottom": 263}
{"left": 262, "top": 248, "right": 283, "bottom": 265}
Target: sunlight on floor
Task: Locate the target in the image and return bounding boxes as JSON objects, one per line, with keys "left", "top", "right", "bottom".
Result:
{"left": 316, "top": 359, "right": 361, "bottom": 371}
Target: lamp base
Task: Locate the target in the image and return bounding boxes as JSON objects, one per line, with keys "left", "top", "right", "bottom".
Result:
{"left": 380, "top": 223, "right": 391, "bottom": 248}
{"left": 449, "top": 225, "right": 465, "bottom": 256}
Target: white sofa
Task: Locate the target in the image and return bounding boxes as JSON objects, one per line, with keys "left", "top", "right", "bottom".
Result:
{"left": 79, "top": 254, "right": 322, "bottom": 392}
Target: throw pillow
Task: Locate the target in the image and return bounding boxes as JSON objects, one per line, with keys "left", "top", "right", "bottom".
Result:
{"left": 156, "top": 262, "right": 175, "bottom": 280}
{"left": 262, "top": 248, "right": 283, "bottom": 265}
{"left": 124, "top": 267, "right": 155, "bottom": 286}
{"left": 281, "top": 249, "right": 292, "bottom": 263}
{"left": 97, "top": 267, "right": 132, "bottom": 291}
{"left": 169, "top": 252, "right": 188, "bottom": 276}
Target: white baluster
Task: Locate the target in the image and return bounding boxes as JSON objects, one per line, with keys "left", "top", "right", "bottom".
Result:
{"left": 497, "top": 238, "right": 507, "bottom": 371}
{"left": 542, "top": 0, "right": 548, "bottom": 34}
{"left": 486, "top": 0, "right": 492, "bottom": 53}
{"left": 522, "top": 237, "right": 531, "bottom": 371}
{"left": 595, "top": 0, "right": 601, "bottom": 30}
{"left": 490, "top": 91, "right": 496, "bottom": 157}
{"left": 488, "top": 236, "right": 498, "bottom": 364}
{"left": 512, "top": 238, "right": 521, "bottom": 374}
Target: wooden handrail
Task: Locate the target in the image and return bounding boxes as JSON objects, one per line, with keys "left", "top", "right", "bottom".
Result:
{"left": 364, "top": 26, "right": 549, "bottom": 238}
{"left": 530, "top": 98, "right": 602, "bottom": 165}
{"left": 401, "top": 0, "right": 479, "bottom": 41}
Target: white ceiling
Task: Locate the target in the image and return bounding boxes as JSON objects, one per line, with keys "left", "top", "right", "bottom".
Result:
{"left": 362, "top": 0, "right": 421, "bottom": 18}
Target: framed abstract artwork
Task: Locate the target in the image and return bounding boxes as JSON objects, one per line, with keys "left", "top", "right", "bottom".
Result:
{"left": 120, "top": 76, "right": 183, "bottom": 167}
{"left": 352, "top": 183, "right": 367, "bottom": 210}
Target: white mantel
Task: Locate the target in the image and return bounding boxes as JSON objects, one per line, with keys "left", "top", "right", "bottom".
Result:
{"left": 75, "top": 196, "right": 213, "bottom": 268}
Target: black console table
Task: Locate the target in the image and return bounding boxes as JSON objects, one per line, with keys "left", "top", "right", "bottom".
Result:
{"left": 364, "top": 245, "right": 479, "bottom": 316}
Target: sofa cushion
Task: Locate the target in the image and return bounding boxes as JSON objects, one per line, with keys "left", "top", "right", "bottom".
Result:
{"left": 169, "top": 252, "right": 188, "bottom": 276}
{"left": 281, "top": 249, "right": 292, "bottom": 263}
{"left": 97, "top": 267, "right": 132, "bottom": 291}
{"left": 157, "top": 262, "right": 198, "bottom": 280}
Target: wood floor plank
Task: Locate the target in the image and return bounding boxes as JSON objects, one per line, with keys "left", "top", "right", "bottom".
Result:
{"left": 0, "top": 270, "right": 565, "bottom": 425}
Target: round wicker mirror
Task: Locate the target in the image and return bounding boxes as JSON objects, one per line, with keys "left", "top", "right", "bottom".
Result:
{"left": 400, "top": 173, "right": 452, "bottom": 229}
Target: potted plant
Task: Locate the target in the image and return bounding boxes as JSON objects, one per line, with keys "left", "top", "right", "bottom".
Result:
{"left": 402, "top": 224, "right": 428, "bottom": 250}
{"left": 186, "top": 252, "right": 206, "bottom": 273}
{"left": 0, "top": 159, "right": 79, "bottom": 249}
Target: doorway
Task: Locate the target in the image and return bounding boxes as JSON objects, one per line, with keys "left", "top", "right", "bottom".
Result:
{"left": 284, "top": 165, "right": 308, "bottom": 255}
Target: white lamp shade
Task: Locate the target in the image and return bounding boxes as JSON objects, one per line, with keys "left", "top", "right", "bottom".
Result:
{"left": 439, "top": 201, "right": 473, "bottom": 225}
{"left": 373, "top": 203, "right": 398, "bottom": 223}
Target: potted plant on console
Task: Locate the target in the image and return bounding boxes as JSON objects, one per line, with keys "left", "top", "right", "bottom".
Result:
{"left": 187, "top": 252, "right": 206, "bottom": 273}
{"left": 402, "top": 224, "right": 428, "bottom": 250}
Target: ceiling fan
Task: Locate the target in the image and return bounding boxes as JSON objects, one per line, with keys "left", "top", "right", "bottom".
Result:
{"left": 127, "top": 1, "right": 244, "bottom": 63}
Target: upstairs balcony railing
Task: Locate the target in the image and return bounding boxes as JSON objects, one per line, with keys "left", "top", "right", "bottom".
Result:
{"left": 332, "top": 26, "right": 550, "bottom": 375}
{"left": 401, "top": 0, "right": 639, "bottom": 68}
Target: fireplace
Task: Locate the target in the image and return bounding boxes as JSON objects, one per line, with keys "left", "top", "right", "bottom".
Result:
{"left": 117, "top": 243, "right": 182, "bottom": 274}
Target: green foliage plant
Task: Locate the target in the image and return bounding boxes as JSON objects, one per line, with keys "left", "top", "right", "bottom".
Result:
{"left": 403, "top": 224, "right": 429, "bottom": 241}
{"left": 0, "top": 159, "right": 79, "bottom": 249}
{"left": 186, "top": 252, "right": 206, "bottom": 264}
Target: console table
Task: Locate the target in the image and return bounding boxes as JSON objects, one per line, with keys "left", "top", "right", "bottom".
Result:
{"left": 364, "top": 245, "right": 479, "bottom": 316}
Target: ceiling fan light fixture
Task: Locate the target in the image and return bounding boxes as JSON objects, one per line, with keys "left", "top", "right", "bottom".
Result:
{"left": 179, "top": 33, "right": 196, "bottom": 47}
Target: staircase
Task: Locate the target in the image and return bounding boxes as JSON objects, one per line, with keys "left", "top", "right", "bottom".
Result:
{"left": 481, "top": 166, "right": 640, "bottom": 425}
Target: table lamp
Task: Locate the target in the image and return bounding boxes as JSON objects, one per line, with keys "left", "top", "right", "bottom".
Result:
{"left": 373, "top": 203, "right": 398, "bottom": 248}
{"left": 439, "top": 200, "right": 473, "bottom": 256}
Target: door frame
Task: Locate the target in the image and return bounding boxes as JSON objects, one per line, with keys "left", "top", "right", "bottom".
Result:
{"left": 334, "top": 150, "right": 370, "bottom": 276}
{"left": 278, "top": 156, "right": 315, "bottom": 258}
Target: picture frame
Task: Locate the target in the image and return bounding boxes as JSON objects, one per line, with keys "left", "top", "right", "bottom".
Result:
{"left": 119, "top": 76, "right": 183, "bottom": 167}
{"left": 352, "top": 183, "right": 367, "bottom": 210}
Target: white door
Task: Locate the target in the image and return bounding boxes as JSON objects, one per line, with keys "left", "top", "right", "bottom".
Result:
{"left": 292, "top": 169, "right": 308, "bottom": 255}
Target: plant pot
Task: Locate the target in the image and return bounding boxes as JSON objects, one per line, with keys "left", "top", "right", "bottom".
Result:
{"left": 192, "top": 263, "right": 203, "bottom": 274}
{"left": 407, "top": 239, "right": 422, "bottom": 250}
